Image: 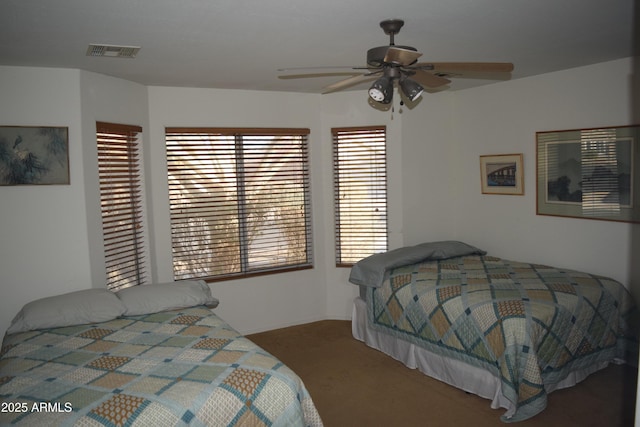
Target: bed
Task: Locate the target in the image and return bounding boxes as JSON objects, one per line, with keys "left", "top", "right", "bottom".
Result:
{"left": 0, "top": 281, "right": 323, "bottom": 426}
{"left": 349, "top": 241, "right": 638, "bottom": 423}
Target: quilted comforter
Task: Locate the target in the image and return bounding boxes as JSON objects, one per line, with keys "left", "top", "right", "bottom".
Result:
{"left": 0, "top": 306, "right": 323, "bottom": 426}
{"left": 367, "top": 254, "right": 637, "bottom": 422}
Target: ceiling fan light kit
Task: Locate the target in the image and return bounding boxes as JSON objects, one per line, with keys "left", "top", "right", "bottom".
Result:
{"left": 368, "top": 76, "right": 393, "bottom": 103}
{"left": 399, "top": 77, "right": 424, "bottom": 102}
{"left": 279, "top": 18, "right": 514, "bottom": 109}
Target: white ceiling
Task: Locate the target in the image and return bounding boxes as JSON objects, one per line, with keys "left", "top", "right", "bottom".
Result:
{"left": 0, "top": 0, "right": 637, "bottom": 94}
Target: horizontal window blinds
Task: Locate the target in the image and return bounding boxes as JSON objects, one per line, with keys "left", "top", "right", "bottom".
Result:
{"left": 165, "top": 127, "right": 312, "bottom": 281}
{"left": 579, "top": 128, "right": 625, "bottom": 216}
{"left": 332, "top": 126, "right": 388, "bottom": 265}
{"left": 96, "top": 122, "right": 146, "bottom": 291}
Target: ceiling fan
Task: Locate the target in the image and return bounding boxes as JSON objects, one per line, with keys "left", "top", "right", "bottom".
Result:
{"left": 279, "top": 19, "right": 514, "bottom": 104}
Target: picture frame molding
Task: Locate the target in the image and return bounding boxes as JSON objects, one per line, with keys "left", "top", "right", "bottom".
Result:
{"left": 0, "top": 125, "right": 69, "bottom": 186}
{"left": 535, "top": 124, "right": 639, "bottom": 223}
{"left": 479, "top": 153, "right": 524, "bottom": 195}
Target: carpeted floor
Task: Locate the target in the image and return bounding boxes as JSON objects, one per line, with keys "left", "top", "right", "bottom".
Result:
{"left": 247, "top": 320, "right": 637, "bottom": 427}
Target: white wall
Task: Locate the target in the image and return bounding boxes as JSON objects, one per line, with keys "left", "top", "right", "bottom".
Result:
{"left": 147, "top": 86, "right": 328, "bottom": 334}
{"left": 1, "top": 58, "right": 636, "bottom": 337}
{"left": 0, "top": 67, "right": 150, "bottom": 337}
{"left": 0, "top": 67, "right": 90, "bottom": 336}
{"left": 399, "top": 90, "right": 458, "bottom": 243}
{"left": 401, "top": 58, "right": 638, "bottom": 297}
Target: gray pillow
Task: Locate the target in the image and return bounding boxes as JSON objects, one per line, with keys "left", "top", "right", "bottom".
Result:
{"left": 349, "top": 240, "right": 486, "bottom": 288}
{"left": 116, "top": 280, "right": 219, "bottom": 316}
{"left": 7, "top": 289, "right": 126, "bottom": 335}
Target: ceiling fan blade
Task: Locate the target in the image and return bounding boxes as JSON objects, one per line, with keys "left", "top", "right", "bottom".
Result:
{"left": 410, "top": 70, "right": 451, "bottom": 88}
{"left": 277, "top": 65, "right": 370, "bottom": 72}
{"left": 322, "top": 74, "right": 378, "bottom": 94}
{"left": 412, "top": 62, "right": 514, "bottom": 74}
{"left": 384, "top": 47, "right": 423, "bottom": 66}
{"left": 279, "top": 72, "right": 361, "bottom": 80}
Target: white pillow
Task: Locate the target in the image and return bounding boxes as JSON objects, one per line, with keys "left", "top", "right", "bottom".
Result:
{"left": 116, "top": 280, "right": 219, "bottom": 316}
{"left": 7, "top": 289, "right": 126, "bottom": 335}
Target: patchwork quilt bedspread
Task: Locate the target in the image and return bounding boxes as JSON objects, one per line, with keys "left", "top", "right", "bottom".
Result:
{"left": 0, "top": 306, "right": 323, "bottom": 427}
{"left": 367, "top": 255, "right": 637, "bottom": 422}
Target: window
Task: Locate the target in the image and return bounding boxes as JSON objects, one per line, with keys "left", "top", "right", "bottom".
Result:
{"left": 96, "top": 122, "right": 147, "bottom": 290}
{"left": 332, "top": 126, "right": 388, "bottom": 265}
{"left": 165, "top": 127, "right": 313, "bottom": 281}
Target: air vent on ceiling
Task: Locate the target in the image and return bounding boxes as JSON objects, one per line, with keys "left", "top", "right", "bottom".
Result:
{"left": 86, "top": 44, "right": 141, "bottom": 58}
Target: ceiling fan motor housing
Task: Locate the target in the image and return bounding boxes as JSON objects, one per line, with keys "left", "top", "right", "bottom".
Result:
{"left": 367, "top": 19, "right": 417, "bottom": 68}
{"left": 367, "top": 45, "right": 418, "bottom": 68}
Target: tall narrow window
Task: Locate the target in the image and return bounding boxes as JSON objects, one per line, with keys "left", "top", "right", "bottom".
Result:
{"left": 96, "top": 122, "right": 147, "bottom": 290}
{"left": 332, "top": 126, "right": 388, "bottom": 265}
{"left": 165, "top": 127, "right": 313, "bottom": 281}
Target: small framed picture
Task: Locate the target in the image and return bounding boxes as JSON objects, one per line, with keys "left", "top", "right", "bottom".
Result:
{"left": 480, "top": 153, "right": 524, "bottom": 195}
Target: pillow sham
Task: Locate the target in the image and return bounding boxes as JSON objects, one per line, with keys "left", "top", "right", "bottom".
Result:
{"left": 116, "top": 280, "right": 219, "bottom": 316}
{"left": 7, "top": 289, "right": 126, "bottom": 335}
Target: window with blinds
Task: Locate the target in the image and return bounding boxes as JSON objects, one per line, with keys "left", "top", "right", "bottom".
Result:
{"left": 96, "top": 122, "right": 147, "bottom": 291}
{"left": 332, "top": 126, "right": 388, "bottom": 266}
{"left": 165, "top": 127, "right": 313, "bottom": 281}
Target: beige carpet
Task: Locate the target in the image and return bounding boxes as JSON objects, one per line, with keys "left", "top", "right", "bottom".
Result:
{"left": 247, "top": 320, "right": 637, "bottom": 427}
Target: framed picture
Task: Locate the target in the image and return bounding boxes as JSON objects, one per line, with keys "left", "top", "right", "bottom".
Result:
{"left": 0, "top": 126, "right": 69, "bottom": 185}
{"left": 479, "top": 153, "right": 524, "bottom": 195}
{"left": 536, "top": 124, "right": 639, "bottom": 223}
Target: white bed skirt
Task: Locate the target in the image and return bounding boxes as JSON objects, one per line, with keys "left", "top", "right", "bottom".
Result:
{"left": 351, "top": 296, "right": 612, "bottom": 419}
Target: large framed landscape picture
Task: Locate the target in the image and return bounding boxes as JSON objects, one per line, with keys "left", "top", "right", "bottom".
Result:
{"left": 0, "top": 126, "right": 69, "bottom": 186}
{"left": 536, "top": 124, "right": 639, "bottom": 223}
